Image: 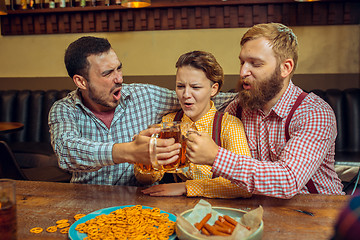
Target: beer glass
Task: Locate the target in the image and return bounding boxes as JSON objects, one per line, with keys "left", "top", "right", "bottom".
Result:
{"left": 173, "top": 122, "right": 194, "bottom": 171}
{"left": 149, "top": 122, "right": 187, "bottom": 172}
{"left": 133, "top": 164, "right": 164, "bottom": 183}
{"left": 134, "top": 123, "right": 163, "bottom": 174}
{"left": 0, "top": 179, "right": 17, "bottom": 240}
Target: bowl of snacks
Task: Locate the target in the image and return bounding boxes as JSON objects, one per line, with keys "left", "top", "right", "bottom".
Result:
{"left": 176, "top": 200, "right": 263, "bottom": 240}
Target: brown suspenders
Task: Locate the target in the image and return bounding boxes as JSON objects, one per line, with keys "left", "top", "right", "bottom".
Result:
{"left": 173, "top": 110, "right": 224, "bottom": 147}
{"left": 286, "top": 92, "right": 318, "bottom": 194}
{"left": 236, "top": 92, "right": 319, "bottom": 194}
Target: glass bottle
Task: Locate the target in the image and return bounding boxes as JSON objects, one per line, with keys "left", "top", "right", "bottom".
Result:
{"left": 29, "top": 0, "right": 35, "bottom": 9}
{"left": 49, "top": 0, "right": 55, "bottom": 8}
{"left": 10, "top": 0, "right": 15, "bottom": 10}
{"left": 20, "top": 0, "right": 27, "bottom": 9}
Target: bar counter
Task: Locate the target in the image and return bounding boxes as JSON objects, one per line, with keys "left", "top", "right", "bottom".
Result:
{"left": 15, "top": 180, "right": 350, "bottom": 239}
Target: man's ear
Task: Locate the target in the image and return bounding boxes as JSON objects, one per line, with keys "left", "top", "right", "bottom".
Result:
{"left": 73, "top": 74, "right": 88, "bottom": 90}
{"left": 280, "top": 59, "right": 294, "bottom": 78}
{"left": 211, "top": 83, "right": 219, "bottom": 97}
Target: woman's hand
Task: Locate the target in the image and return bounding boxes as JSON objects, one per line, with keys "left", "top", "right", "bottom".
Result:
{"left": 186, "top": 132, "right": 219, "bottom": 166}
{"left": 141, "top": 183, "right": 187, "bottom": 196}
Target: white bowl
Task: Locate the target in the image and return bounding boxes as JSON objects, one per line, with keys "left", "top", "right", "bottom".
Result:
{"left": 176, "top": 206, "right": 264, "bottom": 240}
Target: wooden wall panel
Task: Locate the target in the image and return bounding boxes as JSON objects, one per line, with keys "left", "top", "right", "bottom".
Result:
{"left": 282, "top": 4, "right": 299, "bottom": 27}
{"left": 1, "top": 1, "right": 359, "bottom": 35}
{"left": 328, "top": 3, "right": 344, "bottom": 25}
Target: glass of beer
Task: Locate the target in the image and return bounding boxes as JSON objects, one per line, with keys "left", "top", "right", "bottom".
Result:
{"left": 176, "top": 122, "right": 201, "bottom": 171}
{"left": 134, "top": 123, "right": 163, "bottom": 174}
{"left": 175, "top": 122, "right": 193, "bottom": 170}
{"left": 177, "top": 138, "right": 188, "bottom": 169}
{"left": 149, "top": 122, "right": 185, "bottom": 172}
{"left": 133, "top": 163, "right": 164, "bottom": 183}
{"left": 0, "top": 179, "right": 17, "bottom": 240}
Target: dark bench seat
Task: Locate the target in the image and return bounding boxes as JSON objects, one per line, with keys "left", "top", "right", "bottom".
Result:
{"left": 310, "top": 88, "right": 360, "bottom": 165}
{"left": 0, "top": 89, "right": 72, "bottom": 182}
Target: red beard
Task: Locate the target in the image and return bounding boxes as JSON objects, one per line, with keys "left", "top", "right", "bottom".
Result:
{"left": 237, "top": 66, "right": 284, "bottom": 111}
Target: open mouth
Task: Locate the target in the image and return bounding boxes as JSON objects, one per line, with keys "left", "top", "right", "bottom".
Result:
{"left": 113, "top": 89, "right": 122, "bottom": 101}
{"left": 183, "top": 102, "right": 193, "bottom": 108}
{"left": 243, "top": 81, "right": 251, "bottom": 90}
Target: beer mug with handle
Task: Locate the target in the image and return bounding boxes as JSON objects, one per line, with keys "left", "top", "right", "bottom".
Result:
{"left": 149, "top": 122, "right": 183, "bottom": 171}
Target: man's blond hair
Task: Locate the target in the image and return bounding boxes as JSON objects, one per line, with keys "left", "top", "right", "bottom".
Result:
{"left": 241, "top": 23, "right": 298, "bottom": 78}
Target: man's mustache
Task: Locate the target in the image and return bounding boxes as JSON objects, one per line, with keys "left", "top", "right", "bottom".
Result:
{"left": 110, "top": 83, "right": 123, "bottom": 92}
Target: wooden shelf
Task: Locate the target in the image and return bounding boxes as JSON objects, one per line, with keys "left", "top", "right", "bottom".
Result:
{"left": 1, "top": 0, "right": 359, "bottom": 35}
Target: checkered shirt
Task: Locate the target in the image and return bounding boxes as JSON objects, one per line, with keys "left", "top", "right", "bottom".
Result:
{"left": 49, "top": 83, "right": 235, "bottom": 186}
{"left": 213, "top": 81, "right": 344, "bottom": 198}
{"left": 163, "top": 101, "right": 252, "bottom": 198}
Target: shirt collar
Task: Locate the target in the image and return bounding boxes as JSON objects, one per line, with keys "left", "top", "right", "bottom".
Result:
{"left": 118, "top": 84, "right": 131, "bottom": 110}
{"left": 271, "top": 80, "right": 301, "bottom": 119}
{"left": 182, "top": 101, "right": 217, "bottom": 132}
{"left": 73, "top": 88, "right": 86, "bottom": 108}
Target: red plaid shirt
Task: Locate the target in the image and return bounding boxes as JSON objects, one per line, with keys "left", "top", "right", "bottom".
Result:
{"left": 212, "top": 81, "right": 344, "bottom": 199}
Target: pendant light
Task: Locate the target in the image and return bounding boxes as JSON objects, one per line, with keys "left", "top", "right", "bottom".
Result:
{"left": 121, "top": 0, "right": 151, "bottom": 8}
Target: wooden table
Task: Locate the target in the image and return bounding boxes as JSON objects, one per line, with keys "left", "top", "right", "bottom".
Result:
{"left": 0, "top": 122, "right": 24, "bottom": 134}
{"left": 14, "top": 180, "right": 350, "bottom": 240}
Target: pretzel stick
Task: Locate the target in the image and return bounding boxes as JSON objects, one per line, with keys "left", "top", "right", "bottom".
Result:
{"left": 223, "top": 215, "right": 251, "bottom": 231}
{"left": 223, "top": 215, "right": 238, "bottom": 226}
{"left": 218, "top": 216, "right": 236, "bottom": 229}
{"left": 213, "top": 224, "right": 233, "bottom": 234}
{"left": 203, "top": 223, "right": 230, "bottom": 236}
{"left": 201, "top": 227, "right": 211, "bottom": 236}
{"left": 214, "top": 220, "right": 234, "bottom": 234}
{"left": 195, "top": 213, "right": 212, "bottom": 230}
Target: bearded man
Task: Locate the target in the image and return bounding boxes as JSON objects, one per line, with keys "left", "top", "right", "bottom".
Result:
{"left": 185, "top": 23, "right": 344, "bottom": 199}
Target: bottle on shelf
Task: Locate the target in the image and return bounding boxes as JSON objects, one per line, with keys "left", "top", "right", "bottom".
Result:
{"left": 80, "top": 0, "right": 86, "bottom": 7}
{"left": 29, "top": 0, "right": 35, "bottom": 9}
{"left": 20, "top": 0, "right": 27, "bottom": 9}
{"left": 49, "top": 0, "right": 55, "bottom": 8}
{"left": 10, "top": 0, "right": 15, "bottom": 10}
{"left": 60, "top": 0, "right": 66, "bottom": 7}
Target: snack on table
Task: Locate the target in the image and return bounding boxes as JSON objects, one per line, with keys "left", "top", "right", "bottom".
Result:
{"left": 195, "top": 214, "right": 245, "bottom": 236}
{"left": 176, "top": 199, "right": 264, "bottom": 240}
{"left": 29, "top": 227, "right": 43, "bottom": 234}
{"left": 30, "top": 214, "right": 85, "bottom": 235}
{"left": 60, "top": 227, "right": 70, "bottom": 234}
{"left": 74, "top": 214, "right": 86, "bottom": 221}
{"left": 75, "top": 205, "right": 175, "bottom": 240}
{"left": 195, "top": 213, "right": 212, "bottom": 230}
{"left": 56, "top": 219, "right": 69, "bottom": 225}
{"left": 46, "top": 226, "right": 58, "bottom": 233}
